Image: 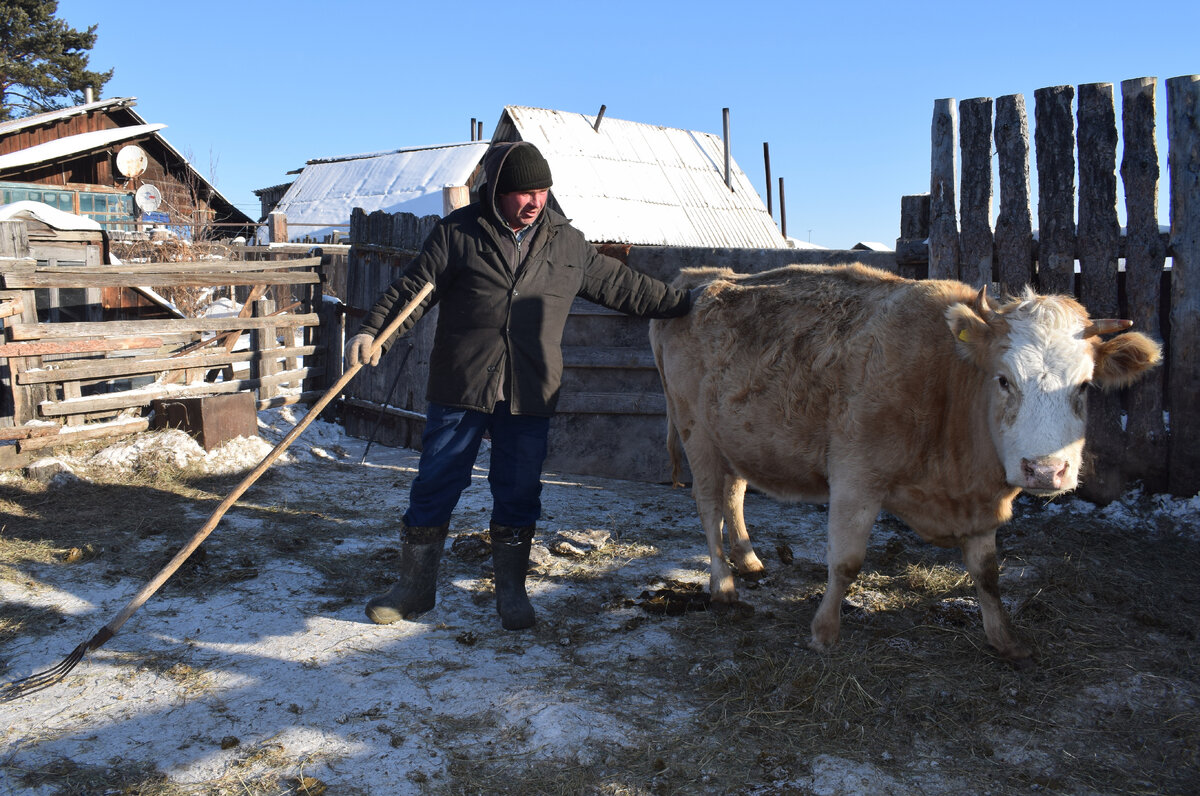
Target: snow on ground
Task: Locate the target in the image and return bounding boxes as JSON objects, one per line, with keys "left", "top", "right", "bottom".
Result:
{"left": 2, "top": 407, "right": 1198, "bottom": 794}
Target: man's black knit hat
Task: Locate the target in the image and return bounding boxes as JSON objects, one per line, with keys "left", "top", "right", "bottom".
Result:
{"left": 496, "top": 144, "right": 553, "bottom": 193}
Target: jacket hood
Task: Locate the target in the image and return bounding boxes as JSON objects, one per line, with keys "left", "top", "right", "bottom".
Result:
{"left": 478, "top": 141, "right": 552, "bottom": 227}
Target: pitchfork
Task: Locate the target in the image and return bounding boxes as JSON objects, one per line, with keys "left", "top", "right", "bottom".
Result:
{"left": 0, "top": 283, "right": 434, "bottom": 702}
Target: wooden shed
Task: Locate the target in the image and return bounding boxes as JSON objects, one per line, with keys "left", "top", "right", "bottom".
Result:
{"left": 0, "top": 96, "right": 253, "bottom": 238}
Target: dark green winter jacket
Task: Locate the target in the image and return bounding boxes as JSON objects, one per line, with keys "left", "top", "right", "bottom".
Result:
{"left": 355, "top": 141, "right": 692, "bottom": 417}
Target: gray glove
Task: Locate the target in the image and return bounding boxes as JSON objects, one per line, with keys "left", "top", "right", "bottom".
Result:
{"left": 345, "top": 333, "right": 381, "bottom": 367}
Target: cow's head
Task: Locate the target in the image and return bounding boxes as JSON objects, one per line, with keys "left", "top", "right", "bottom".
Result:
{"left": 947, "top": 288, "right": 1161, "bottom": 495}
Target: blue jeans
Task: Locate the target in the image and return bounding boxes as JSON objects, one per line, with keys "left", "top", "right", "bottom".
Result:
{"left": 403, "top": 401, "right": 550, "bottom": 528}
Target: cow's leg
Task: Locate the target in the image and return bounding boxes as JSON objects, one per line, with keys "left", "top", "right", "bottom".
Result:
{"left": 960, "top": 532, "right": 1033, "bottom": 666}
{"left": 686, "top": 440, "right": 739, "bottom": 603}
{"left": 723, "top": 474, "right": 765, "bottom": 577}
{"left": 810, "top": 488, "right": 879, "bottom": 651}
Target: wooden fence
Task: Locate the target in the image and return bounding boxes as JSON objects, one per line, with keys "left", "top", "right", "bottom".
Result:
{"left": 896, "top": 74, "right": 1199, "bottom": 500}
{"left": 0, "top": 221, "right": 343, "bottom": 469}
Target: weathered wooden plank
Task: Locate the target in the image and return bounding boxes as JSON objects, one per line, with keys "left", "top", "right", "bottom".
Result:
{"left": 2, "top": 270, "right": 320, "bottom": 289}
{"left": 0, "top": 222, "right": 29, "bottom": 259}
{"left": 6, "top": 288, "right": 43, "bottom": 424}
{"left": 1120, "top": 76, "right": 1169, "bottom": 491}
{"left": 1167, "top": 74, "right": 1200, "bottom": 496}
{"left": 929, "top": 98, "right": 961, "bottom": 280}
{"left": 561, "top": 346, "right": 657, "bottom": 369}
{"left": 1034, "top": 85, "right": 1077, "bottom": 294}
{"left": 554, "top": 391, "right": 666, "bottom": 415}
{"left": 37, "top": 366, "right": 320, "bottom": 416}
{"left": 16, "top": 345, "right": 316, "bottom": 384}
{"left": 1078, "top": 83, "right": 1121, "bottom": 316}
{"left": 0, "top": 336, "right": 164, "bottom": 357}
{"left": 7, "top": 313, "right": 319, "bottom": 340}
{"left": 959, "top": 97, "right": 994, "bottom": 288}
{"left": 1076, "top": 82, "right": 1126, "bottom": 503}
{"left": 16, "top": 418, "right": 150, "bottom": 452}
{"left": 0, "top": 424, "right": 58, "bottom": 441}
{"left": 0, "top": 296, "right": 24, "bottom": 319}
{"left": 30, "top": 256, "right": 323, "bottom": 274}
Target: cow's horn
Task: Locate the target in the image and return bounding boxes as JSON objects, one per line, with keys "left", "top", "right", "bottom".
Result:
{"left": 972, "top": 285, "right": 990, "bottom": 317}
{"left": 1083, "top": 319, "right": 1134, "bottom": 337}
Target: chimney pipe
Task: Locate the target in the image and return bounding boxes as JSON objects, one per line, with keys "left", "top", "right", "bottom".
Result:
{"left": 85, "top": 86, "right": 94, "bottom": 104}
{"left": 593, "top": 104, "right": 607, "bottom": 131}
{"left": 470, "top": 118, "right": 476, "bottom": 141}
{"left": 778, "top": 177, "right": 787, "bottom": 238}
{"left": 763, "top": 142, "right": 773, "bottom": 219}
{"left": 477, "top": 120, "right": 483, "bottom": 141}
{"left": 722, "top": 108, "right": 732, "bottom": 190}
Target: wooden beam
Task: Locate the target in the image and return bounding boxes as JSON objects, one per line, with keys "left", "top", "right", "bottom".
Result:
{"left": 6, "top": 313, "right": 319, "bottom": 341}
{"left": 16, "top": 418, "right": 150, "bottom": 452}
{"left": 16, "top": 344, "right": 317, "bottom": 384}
{"left": 2, "top": 271, "right": 320, "bottom": 289}
{"left": 37, "top": 366, "right": 320, "bottom": 416}
{"left": 0, "top": 336, "right": 164, "bottom": 357}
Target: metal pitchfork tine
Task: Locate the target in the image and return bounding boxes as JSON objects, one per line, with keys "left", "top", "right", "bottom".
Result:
{"left": 0, "top": 283, "right": 434, "bottom": 703}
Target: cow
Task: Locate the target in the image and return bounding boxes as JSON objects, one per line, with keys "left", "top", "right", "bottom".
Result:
{"left": 649, "top": 263, "right": 1162, "bottom": 666}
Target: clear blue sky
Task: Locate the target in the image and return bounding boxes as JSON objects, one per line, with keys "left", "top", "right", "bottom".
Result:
{"left": 55, "top": 0, "right": 1199, "bottom": 249}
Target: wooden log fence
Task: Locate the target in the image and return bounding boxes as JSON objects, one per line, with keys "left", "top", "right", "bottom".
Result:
{"left": 0, "top": 239, "right": 339, "bottom": 469}
{"left": 896, "top": 74, "right": 1200, "bottom": 499}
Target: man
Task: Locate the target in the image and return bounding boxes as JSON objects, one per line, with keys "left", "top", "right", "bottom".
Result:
{"left": 345, "top": 141, "right": 693, "bottom": 630}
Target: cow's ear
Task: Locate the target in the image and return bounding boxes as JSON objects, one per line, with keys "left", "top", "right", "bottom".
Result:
{"left": 946, "top": 298, "right": 993, "bottom": 366}
{"left": 1093, "top": 331, "right": 1162, "bottom": 389}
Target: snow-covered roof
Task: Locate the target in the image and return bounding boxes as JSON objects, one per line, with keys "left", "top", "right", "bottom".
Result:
{"left": 494, "top": 106, "right": 788, "bottom": 249}
{"left": 0, "top": 124, "right": 165, "bottom": 171}
{"left": 0, "top": 200, "right": 103, "bottom": 230}
{"left": 268, "top": 141, "right": 489, "bottom": 241}
{"left": 0, "top": 97, "right": 138, "bottom": 137}
{"left": 0, "top": 97, "right": 251, "bottom": 225}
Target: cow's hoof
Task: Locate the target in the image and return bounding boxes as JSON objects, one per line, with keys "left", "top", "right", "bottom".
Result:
{"left": 807, "top": 636, "right": 834, "bottom": 655}
{"left": 1005, "top": 653, "right": 1036, "bottom": 672}
{"left": 1008, "top": 657, "right": 1036, "bottom": 677}
{"left": 710, "top": 600, "right": 755, "bottom": 619}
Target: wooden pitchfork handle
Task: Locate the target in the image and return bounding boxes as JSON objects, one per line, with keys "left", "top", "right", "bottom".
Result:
{"left": 0, "top": 282, "right": 433, "bottom": 701}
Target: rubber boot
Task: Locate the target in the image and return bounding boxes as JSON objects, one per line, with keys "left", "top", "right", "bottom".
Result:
{"left": 365, "top": 523, "right": 449, "bottom": 625}
{"left": 490, "top": 524, "right": 536, "bottom": 630}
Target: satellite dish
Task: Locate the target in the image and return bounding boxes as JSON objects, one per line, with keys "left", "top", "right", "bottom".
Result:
{"left": 135, "top": 183, "right": 162, "bottom": 213}
{"left": 116, "top": 145, "right": 148, "bottom": 178}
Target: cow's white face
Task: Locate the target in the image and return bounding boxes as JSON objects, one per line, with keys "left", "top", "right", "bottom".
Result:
{"left": 989, "top": 300, "right": 1093, "bottom": 494}
{"left": 948, "top": 290, "right": 1161, "bottom": 496}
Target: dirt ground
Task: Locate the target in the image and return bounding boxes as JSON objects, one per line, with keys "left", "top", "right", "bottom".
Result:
{"left": 1, "top": 407, "right": 1198, "bottom": 795}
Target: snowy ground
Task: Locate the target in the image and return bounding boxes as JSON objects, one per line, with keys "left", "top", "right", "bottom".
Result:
{"left": 1, "top": 408, "right": 1198, "bottom": 795}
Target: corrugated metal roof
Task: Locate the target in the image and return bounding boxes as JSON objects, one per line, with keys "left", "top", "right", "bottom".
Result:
{"left": 495, "top": 106, "right": 787, "bottom": 249}
{"left": 270, "top": 141, "right": 489, "bottom": 240}
{"left": 0, "top": 124, "right": 165, "bottom": 171}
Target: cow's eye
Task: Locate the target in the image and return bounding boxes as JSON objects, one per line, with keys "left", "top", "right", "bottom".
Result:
{"left": 997, "top": 374, "right": 1011, "bottom": 391}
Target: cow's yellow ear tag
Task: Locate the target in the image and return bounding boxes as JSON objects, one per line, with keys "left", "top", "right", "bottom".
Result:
{"left": 958, "top": 329, "right": 970, "bottom": 343}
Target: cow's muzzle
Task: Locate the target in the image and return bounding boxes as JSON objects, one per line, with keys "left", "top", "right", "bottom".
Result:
{"left": 1020, "top": 456, "right": 1072, "bottom": 493}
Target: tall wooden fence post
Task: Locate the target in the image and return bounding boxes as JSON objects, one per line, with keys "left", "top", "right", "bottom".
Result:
{"left": 896, "top": 193, "right": 930, "bottom": 279}
{"left": 929, "top": 98, "right": 961, "bottom": 280}
{"left": 1121, "top": 77, "right": 1169, "bottom": 491}
{"left": 1076, "top": 82, "right": 1125, "bottom": 502}
{"left": 959, "top": 97, "right": 995, "bottom": 288}
{"left": 1166, "top": 74, "right": 1200, "bottom": 496}
{"left": 994, "top": 94, "right": 1035, "bottom": 293}
{"left": 1035, "top": 85, "right": 1077, "bottom": 295}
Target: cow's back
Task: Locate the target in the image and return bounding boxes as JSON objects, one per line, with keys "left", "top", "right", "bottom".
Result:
{"left": 651, "top": 264, "right": 987, "bottom": 506}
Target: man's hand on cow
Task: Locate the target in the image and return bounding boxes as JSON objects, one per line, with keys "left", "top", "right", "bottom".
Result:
{"left": 345, "top": 333, "right": 381, "bottom": 367}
